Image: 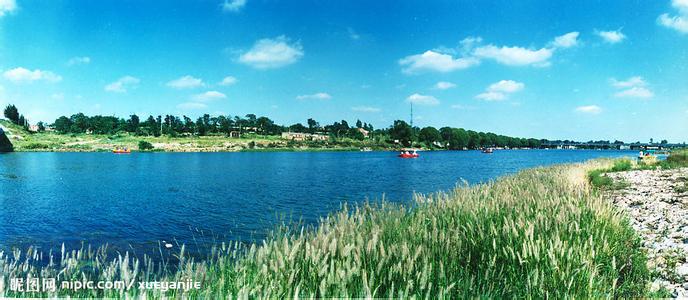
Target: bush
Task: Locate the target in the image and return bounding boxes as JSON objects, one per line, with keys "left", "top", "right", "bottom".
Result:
{"left": 610, "top": 159, "right": 632, "bottom": 172}
{"left": 22, "top": 142, "right": 50, "bottom": 150}
{"left": 138, "top": 141, "right": 154, "bottom": 151}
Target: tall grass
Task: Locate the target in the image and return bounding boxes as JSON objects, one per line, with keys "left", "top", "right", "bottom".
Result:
{"left": 0, "top": 161, "right": 649, "bottom": 298}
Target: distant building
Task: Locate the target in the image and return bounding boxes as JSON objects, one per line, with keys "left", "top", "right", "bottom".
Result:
{"left": 28, "top": 124, "right": 40, "bottom": 132}
{"left": 229, "top": 131, "right": 240, "bottom": 138}
{"left": 356, "top": 127, "right": 369, "bottom": 138}
{"left": 281, "top": 132, "right": 329, "bottom": 141}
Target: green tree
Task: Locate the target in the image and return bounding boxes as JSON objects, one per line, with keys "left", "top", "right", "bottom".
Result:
{"left": 126, "top": 114, "right": 140, "bottom": 133}
{"left": 138, "top": 140, "right": 154, "bottom": 151}
{"left": 36, "top": 121, "right": 46, "bottom": 132}
{"left": 418, "top": 126, "right": 441, "bottom": 147}
{"left": 389, "top": 120, "right": 414, "bottom": 147}
{"left": 53, "top": 116, "right": 73, "bottom": 133}
{"left": 3, "top": 105, "right": 19, "bottom": 124}
{"left": 307, "top": 118, "right": 319, "bottom": 133}
{"left": 70, "top": 113, "right": 90, "bottom": 133}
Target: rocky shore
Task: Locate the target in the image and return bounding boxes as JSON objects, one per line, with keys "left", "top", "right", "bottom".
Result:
{"left": 606, "top": 167, "right": 688, "bottom": 297}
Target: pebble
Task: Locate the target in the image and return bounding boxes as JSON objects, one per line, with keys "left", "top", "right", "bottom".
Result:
{"left": 606, "top": 167, "right": 688, "bottom": 297}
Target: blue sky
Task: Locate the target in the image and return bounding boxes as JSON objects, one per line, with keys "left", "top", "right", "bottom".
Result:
{"left": 0, "top": 0, "right": 686, "bottom": 142}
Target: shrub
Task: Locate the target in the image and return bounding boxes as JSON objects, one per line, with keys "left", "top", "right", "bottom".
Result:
{"left": 138, "top": 140, "right": 154, "bottom": 151}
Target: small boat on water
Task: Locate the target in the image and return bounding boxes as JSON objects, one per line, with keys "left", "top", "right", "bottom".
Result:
{"left": 113, "top": 147, "right": 131, "bottom": 154}
{"left": 481, "top": 148, "right": 494, "bottom": 154}
{"left": 398, "top": 149, "right": 419, "bottom": 158}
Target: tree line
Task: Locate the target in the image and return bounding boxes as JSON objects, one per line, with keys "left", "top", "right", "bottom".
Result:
{"left": 5, "top": 104, "right": 547, "bottom": 149}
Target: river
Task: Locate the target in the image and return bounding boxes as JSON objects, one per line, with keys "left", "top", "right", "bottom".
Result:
{"left": 0, "top": 150, "right": 634, "bottom": 256}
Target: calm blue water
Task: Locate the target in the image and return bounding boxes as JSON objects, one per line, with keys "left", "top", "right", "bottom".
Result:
{"left": 0, "top": 150, "right": 634, "bottom": 256}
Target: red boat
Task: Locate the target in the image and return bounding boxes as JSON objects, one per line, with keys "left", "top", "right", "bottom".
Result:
{"left": 398, "top": 150, "right": 419, "bottom": 158}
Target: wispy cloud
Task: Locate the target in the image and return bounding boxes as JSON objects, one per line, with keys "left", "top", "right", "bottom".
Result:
{"left": 575, "top": 105, "right": 602, "bottom": 114}
{"left": 222, "top": 0, "right": 246, "bottom": 12}
{"left": 219, "top": 76, "right": 237, "bottom": 86}
{"left": 551, "top": 32, "right": 580, "bottom": 48}
{"left": 434, "top": 81, "right": 456, "bottom": 90}
{"left": 193, "top": 91, "right": 227, "bottom": 102}
{"left": 104, "top": 76, "right": 140, "bottom": 93}
{"left": 615, "top": 87, "right": 654, "bottom": 98}
{"left": 3, "top": 67, "right": 62, "bottom": 83}
{"left": 177, "top": 91, "right": 226, "bottom": 110}
{"left": 475, "top": 80, "right": 524, "bottom": 101}
{"left": 239, "top": 36, "right": 303, "bottom": 69}
{"left": 399, "top": 50, "right": 479, "bottom": 74}
{"left": 473, "top": 45, "right": 552, "bottom": 67}
{"left": 296, "top": 92, "right": 331, "bottom": 100}
{"left": 0, "top": 0, "right": 16, "bottom": 17}
{"left": 611, "top": 76, "right": 654, "bottom": 99}
{"left": 351, "top": 106, "right": 381, "bottom": 112}
{"left": 406, "top": 93, "right": 439, "bottom": 106}
{"left": 166, "top": 75, "right": 204, "bottom": 89}
{"left": 595, "top": 29, "right": 626, "bottom": 43}
{"left": 658, "top": 0, "right": 688, "bottom": 34}
{"left": 67, "top": 56, "right": 91, "bottom": 66}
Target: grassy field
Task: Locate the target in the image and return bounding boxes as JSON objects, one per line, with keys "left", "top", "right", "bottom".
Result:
{"left": 0, "top": 159, "right": 651, "bottom": 298}
{"left": 0, "top": 119, "right": 382, "bottom": 152}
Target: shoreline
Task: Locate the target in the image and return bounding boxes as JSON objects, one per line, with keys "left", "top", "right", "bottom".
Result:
{"left": 606, "top": 167, "right": 688, "bottom": 297}
{"left": 0, "top": 160, "right": 651, "bottom": 297}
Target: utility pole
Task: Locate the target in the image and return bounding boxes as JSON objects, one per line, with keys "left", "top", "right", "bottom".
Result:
{"left": 410, "top": 101, "right": 414, "bottom": 128}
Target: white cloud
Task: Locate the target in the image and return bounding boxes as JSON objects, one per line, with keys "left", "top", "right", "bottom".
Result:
{"left": 595, "top": 30, "right": 626, "bottom": 43}
{"left": 657, "top": 0, "right": 688, "bottom": 33}
{"left": 614, "top": 87, "right": 654, "bottom": 98}
{"left": 399, "top": 50, "right": 479, "bottom": 73}
{"left": 610, "top": 76, "right": 654, "bottom": 99}
{"left": 296, "top": 92, "right": 331, "bottom": 100}
{"left": 475, "top": 91, "right": 506, "bottom": 101}
{"left": 219, "top": 76, "right": 237, "bottom": 86}
{"left": 406, "top": 93, "right": 439, "bottom": 106}
{"left": 351, "top": 106, "right": 381, "bottom": 112}
{"left": 473, "top": 45, "right": 553, "bottom": 66}
{"left": 67, "top": 56, "right": 91, "bottom": 66}
{"left": 475, "top": 80, "right": 524, "bottom": 101}
{"left": 222, "top": 0, "right": 246, "bottom": 12}
{"left": 659, "top": 14, "right": 688, "bottom": 34}
{"left": 0, "top": 0, "right": 16, "bottom": 17}
{"left": 434, "top": 81, "right": 456, "bottom": 90}
{"left": 239, "top": 36, "right": 303, "bottom": 69}
{"left": 488, "top": 80, "right": 524, "bottom": 93}
{"left": 575, "top": 105, "right": 602, "bottom": 114}
{"left": 166, "top": 75, "right": 204, "bottom": 89}
{"left": 177, "top": 102, "right": 208, "bottom": 110}
{"left": 611, "top": 76, "right": 647, "bottom": 88}
{"left": 551, "top": 32, "right": 580, "bottom": 48}
{"left": 193, "top": 91, "right": 227, "bottom": 102}
{"left": 104, "top": 76, "right": 140, "bottom": 93}
{"left": 3, "top": 67, "right": 62, "bottom": 83}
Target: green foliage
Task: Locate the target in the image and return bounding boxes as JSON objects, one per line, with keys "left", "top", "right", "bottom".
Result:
{"left": 610, "top": 159, "right": 632, "bottom": 172}
{"left": 389, "top": 120, "right": 414, "bottom": 146}
{"left": 418, "top": 126, "right": 441, "bottom": 147}
{"left": 588, "top": 159, "right": 632, "bottom": 189}
{"left": 3, "top": 104, "right": 19, "bottom": 124}
{"left": 0, "top": 162, "right": 650, "bottom": 298}
{"left": 138, "top": 140, "right": 154, "bottom": 151}
{"left": 22, "top": 142, "right": 52, "bottom": 150}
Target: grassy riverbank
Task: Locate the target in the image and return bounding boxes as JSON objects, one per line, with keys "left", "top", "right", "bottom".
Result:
{"left": 0, "top": 119, "right": 386, "bottom": 152}
{"left": 0, "top": 160, "right": 650, "bottom": 298}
